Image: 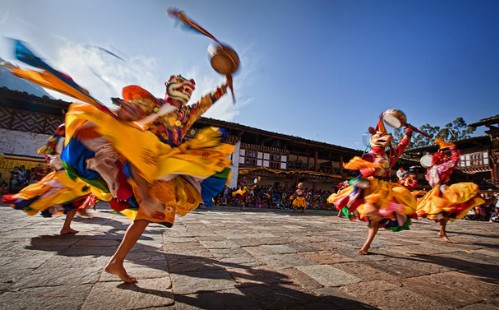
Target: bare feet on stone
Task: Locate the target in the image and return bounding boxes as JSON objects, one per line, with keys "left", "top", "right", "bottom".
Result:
{"left": 60, "top": 228, "right": 79, "bottom": 235}
{"left": 358, "top": 247, "right": 369, "bottom": 255}
{"left": 438, "top": 232, "right": 453, "bottom": 243}
{"left": 105, "top": 259, "right": 137, "bottom": 283}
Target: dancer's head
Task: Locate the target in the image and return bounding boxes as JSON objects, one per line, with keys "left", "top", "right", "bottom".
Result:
{"left": 431, "top": 138, "right": 456, "bottom": 165}
{"left": 164, "top": 75, "right": 196, "bottom": 107}
{"left": 368, "top": 117, "right": 393, "bottom": 148}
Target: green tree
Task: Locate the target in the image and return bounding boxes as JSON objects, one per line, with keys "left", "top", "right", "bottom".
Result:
{"left": 392, "top": 117, "right": 476, "bottom": 149}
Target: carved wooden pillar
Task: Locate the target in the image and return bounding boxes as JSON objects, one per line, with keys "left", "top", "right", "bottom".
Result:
{"left": 339, "top": 155, "right": 344, "bottom": 175}
{"left": 314, "top": 150, "right": 318, "bottom": 171}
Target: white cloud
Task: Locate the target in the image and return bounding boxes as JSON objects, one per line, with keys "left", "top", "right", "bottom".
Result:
{"left": 51, "top": 41, "right": 161, "bottom": 106}
{"left": 42, "top": 39, "right": 254, "bottom": 123}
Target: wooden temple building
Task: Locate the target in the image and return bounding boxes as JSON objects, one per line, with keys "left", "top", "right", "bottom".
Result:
{"left": 405, "top": 114, "right": 499, "bottom": 191}
{"left": 1, "top": 86, "right": 497, "bottom": 192}
{"left": 0, "top": 87, "right": 363, "bottom": 192}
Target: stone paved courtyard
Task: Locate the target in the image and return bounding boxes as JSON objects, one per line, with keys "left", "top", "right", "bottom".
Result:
{"left": 0, "top": 203, "right": 498, "bottom": 309}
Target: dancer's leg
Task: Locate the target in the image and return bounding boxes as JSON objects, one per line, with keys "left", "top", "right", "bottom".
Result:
{"left": 105, "top": 219, "right": 149, "bottom": 283}
{"left": 359, "top": 219, "right": 380, "bottom": 255}
{"left": 438, "top": 218, "right": 452, "bottom": 242}
{"left": 61, "top": 208, "right": 79, "bottom": 235}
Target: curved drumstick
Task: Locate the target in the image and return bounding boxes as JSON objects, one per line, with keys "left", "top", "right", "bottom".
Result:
{"left": 405, "top": 123, "right": 432, "bottom": 139}
{"left": 167, "top": 8, "right": 220, "bottom": 44}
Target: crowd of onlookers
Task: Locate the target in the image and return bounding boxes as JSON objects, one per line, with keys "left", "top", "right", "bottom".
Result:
{"left": 0, "top": 164, "right": 51, "bottom": 194}
{"left": 2, "top": 164, "right": 499, "bottom": 223}
{"left": 213, "top": 183, "right": 499, "bottom": 223}
{"left": 465, "top": 192, "right": 499, "bottom": 223}
{"left": 213, "top": 183, "right": 335, "bottom": 211}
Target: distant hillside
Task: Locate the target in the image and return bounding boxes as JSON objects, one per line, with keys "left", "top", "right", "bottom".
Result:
{"left": 0, "top": 58, "right": 52, "bottom": 98}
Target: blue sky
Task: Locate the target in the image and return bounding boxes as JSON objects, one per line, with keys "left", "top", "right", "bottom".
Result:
{"left": 1, "top": 0, "right": 498, "bottom": 150}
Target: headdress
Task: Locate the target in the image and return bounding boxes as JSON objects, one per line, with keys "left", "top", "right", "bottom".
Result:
{"left": 368, "top": 116, "right": 388, "bottom": 135}
{"left": 435, "top": 138, "right": 455, "bottom": 150}
{"left": 37, "top": 124, "right": 65, "bottom": 156}
{"left": 121, "top": 85, "right": 163, "bottom": 114}
{"left": 164, "top": 75, "right": 196, "bottom": 105}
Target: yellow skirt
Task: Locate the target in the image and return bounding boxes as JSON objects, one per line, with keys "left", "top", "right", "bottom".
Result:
{"left": 121, "top": 176, "right": 203, "bottom": 226}
{"left": 416, "top": 182, "right": 484, "bottom": 221}
{"left": 6, "top": 170, "right": 110, "bottom": 216}
{"left": 328, "top": 177, "right": 417, "bottom": 230}
{"left": 292, "top": 196, "right": 307, "bottom": 208}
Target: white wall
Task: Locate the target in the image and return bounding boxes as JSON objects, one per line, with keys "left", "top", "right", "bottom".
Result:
{"left": 228, "top": 140, "right": 241, "bottom": 188}
{"left": 0, "top": 128, "right": 49, "bottom": 157}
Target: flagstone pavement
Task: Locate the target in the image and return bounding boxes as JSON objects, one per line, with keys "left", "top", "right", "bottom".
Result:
{"left": 0, "top": 203, "right": 497, "bottom": 310}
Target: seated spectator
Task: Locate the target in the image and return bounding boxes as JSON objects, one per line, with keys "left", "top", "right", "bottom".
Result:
{"left": 465, "top": 207, "right": 476, "bottom": 220}
{"left": 33, "top": 164, "right": 46, "bottom": 181}
{"left": 490, "top": 207, "right": 499, "bottom": 223}
{"left": 478, "top": 204, "right": 488, "bottom": 221}
{"left": 17, "top": 165, "right": 28, "bottom": 187}
{"left": 9, "top": 166, "right": 21, "bottom": 193}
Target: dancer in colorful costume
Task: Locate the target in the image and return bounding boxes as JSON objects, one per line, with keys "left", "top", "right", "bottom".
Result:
{"left": 291, "top": 182, "right": 307, "bottom": 213}
{"left": 327, "top": 115, "right": 418, "bottom": 255}
{"left": 416, "top": 139, "right": 484, "bottom": 242}
{"left": 101, "top": 74, "right": 233, "bottom": 282}
{"left": 232, "top": 185, "right": 249, "bottom": 210}
{"left": 2, "top": 124, "right": 110, "bottom": 234}
{"left": 396, "top": 167, "right": 418, "bottom": 190}
{"left": 396, "top": 167, "right": 426, "bottom": 199}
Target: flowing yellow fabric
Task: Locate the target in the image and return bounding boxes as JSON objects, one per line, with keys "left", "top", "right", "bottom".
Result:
{"left": 328, "top": 177, "right": 417, "bottom": 222}
{"left": 357, "top": 178, "right": 417, "bottom": 220}
{"left": 12, "top": 170, "right": 110, "bottom": 215}
{"left": 9, "top": 67, "right": 101, "bottom": 107}
{"left": 416, "top": 182, "right": 484, "bottom": 220}
{"left": 327, "top": 186, "right": 354, "bottom": 205}
{"left": 65, "top": 103, "right": 234, "bottom": 183}
{"left": 121, "top": 176, "right": 203, "bottom": 224}
{"left": 343, "top": 156, "right": 381, "bottom": 170}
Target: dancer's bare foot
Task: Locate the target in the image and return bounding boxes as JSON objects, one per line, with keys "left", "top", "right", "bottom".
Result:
{"left": 105, "top": 259, "right": 137, "bottom": 283}
{"left": 438, "top": 232, "right": 453, "bottom": 243}
{"left": 60, "top": 228, "right": 79, "bottom": 235}
{"left": 358, "top": 248, "right": 369, "bottom": 255}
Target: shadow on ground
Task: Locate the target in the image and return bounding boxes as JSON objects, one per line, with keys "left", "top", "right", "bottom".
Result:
{"left": 24, "top": 213, "right": 374, "bottom": 309}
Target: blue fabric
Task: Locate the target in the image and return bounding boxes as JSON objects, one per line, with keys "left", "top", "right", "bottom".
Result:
{"left": 61, "top": 138, "right": 100, "bottom": 181}
{"left": 13, "top": 39, "right": 97, "bottom": 101}
{"left": 201, "top": 175, "right": 228, "bottom": 207}
{"left": 126, "top": 196, "right": 139, "bottom": 209}
{"left": 122, "top": 162, "right": 133, "bottom": 178}
{"left": 12, "top": 197, "right": 37, "bottom": 210}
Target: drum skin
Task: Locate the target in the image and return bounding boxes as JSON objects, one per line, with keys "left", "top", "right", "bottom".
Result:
{"left": 209, "top": 44, "right": 240, "bottom": 75}
{"left": 382, "top": 109, "right": 407, "bottom": 128}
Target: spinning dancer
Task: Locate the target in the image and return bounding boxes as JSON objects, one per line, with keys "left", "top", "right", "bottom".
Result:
{"left": 327, "top": 114, "right": 418, "bottom": 255}
{"left": 2, "top": 124, "right": 110, "bottom": 235}
{"left": 416, "top": 139, "right": 484, "bottom": 242}
{"left": 102, "top": 74, "right": 233, "bottom": 283}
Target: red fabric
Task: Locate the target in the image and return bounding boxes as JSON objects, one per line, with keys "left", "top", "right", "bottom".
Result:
{"left": 116, "top": 162, "right": 134, "bottom": 201}
{"left": 2, "top": 194, "right": 16, "bottom": 204}
{"left": 109, "top": 198, "right": 128, "bottom": 212}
